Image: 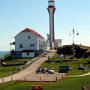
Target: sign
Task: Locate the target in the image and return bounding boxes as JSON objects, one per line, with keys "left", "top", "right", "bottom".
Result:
{"left": 31, "top": 85, "right": 43, "bottom": 90}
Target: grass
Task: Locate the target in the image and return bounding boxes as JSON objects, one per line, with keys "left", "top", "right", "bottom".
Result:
{"left": 0, "top": 76, "right": 90, "bottom": 90}
{"left": 40, "top": 54, "right": 90, "bottom": 76}
{"left": 0, "top": 54, "right": 90, "bottom": 90}
{"left": 0, "top": 65, "right": 19, "bottom": 78}
{"left": 0, "top": 59, "right": 31, "bottom": 78}
{"left": 40, "top": 61, "right": 89, "bottom": 76}
{"left": 5, "top": 59, "right": 26, "bottom": 64}
{"left": 1, "top": 54, "right": 89, "bottom": 78}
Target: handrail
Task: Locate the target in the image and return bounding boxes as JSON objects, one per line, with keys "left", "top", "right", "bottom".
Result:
{"left": 20, "top": 52, "right": 46, "bottom": 70}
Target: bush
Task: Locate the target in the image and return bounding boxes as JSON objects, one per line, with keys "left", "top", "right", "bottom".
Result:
{"left": 84, "top": 51, "right": 90, "bottom": 58}
{"left": 85, "top": 58, "right": 90, "bottom": 64}
{"left": 57, "top": 45, "right": 90, "bottom": 58}
{"left": 4, "top": 54, "right": 12, "bottom": 61}
{"left": 74, "top": 46, "right": 87, "bottom": 58}
{"left": 57, "top": 45, "right": 73, "bottom": 55}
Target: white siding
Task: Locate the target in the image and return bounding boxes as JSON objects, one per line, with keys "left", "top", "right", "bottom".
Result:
{"left": 55, "top": 39, "right": 62, "bottom": 48}
{"left": 45, "top": 40, "right": 50, "bottom": 50}
{"left": 38, "top": 38, "right": 45, "bottom": 51}
{"left": 15, "top": 32, "right": 38, "bottom": 51}
{"left": 22, "top": 52, "right": 34, "bottom": 58}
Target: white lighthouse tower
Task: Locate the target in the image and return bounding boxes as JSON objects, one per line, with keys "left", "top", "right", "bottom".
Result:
{"left": 47, "top": 0, "right": 56, "bottom": 49}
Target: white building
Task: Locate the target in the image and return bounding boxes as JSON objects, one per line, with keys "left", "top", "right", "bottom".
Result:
{"left": 45, "top": 40, "right": 50, "bottom": 50}
{"left": 11, "top": 28, "right": 45, "bottom": 58}
{"left": 55, "top": 39, "right": 62, "bottom": 49}
{"left": 45, "top": 39, "right": 62, "bottom": 50}
{"left": 45, "top": 34, "right": 62, "bottom": 50}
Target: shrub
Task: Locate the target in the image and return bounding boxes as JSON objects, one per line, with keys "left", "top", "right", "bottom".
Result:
{"left": 57, "top": 45, "right": 90, "bottom": 58}
{"left": 74, "top": 46, "right": 87, "bottom": 58}
{"left": 4, "top": 54, "right": 12, "bottom": 61}
{"left": 57, "top": 45, "right": 73, "bottom": 55}
{"left": 84, "top": 51, "right": 90, "bottom": 58}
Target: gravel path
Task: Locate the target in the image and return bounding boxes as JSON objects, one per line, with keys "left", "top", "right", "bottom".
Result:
{"left": 68, "top": 72, "right": 90, "bottom": 77}
{"left": 0, "top": 50, "right": 56, "bottom": 83}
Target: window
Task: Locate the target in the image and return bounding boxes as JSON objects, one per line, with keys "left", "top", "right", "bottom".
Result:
{"left": 20, "top": 44, "right": 23, "bottom": 48}
{"left": 28, "top": 36, "right": 30, "bottom": 39}
{"left": 27, "top": 52, "right": 29, "bottom": 55}
{"left": 48, "top": 1, "right": 55, "bottom": 6}
{"left": 30, "top": 44, "right": 34, "bottom": 47}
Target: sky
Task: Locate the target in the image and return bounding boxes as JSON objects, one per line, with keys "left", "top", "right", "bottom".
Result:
{"left": 0, "top": 0, "right": 90, "bottom": 51}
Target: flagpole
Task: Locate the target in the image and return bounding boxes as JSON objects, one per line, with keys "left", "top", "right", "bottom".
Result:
{"left": 73, "top": 33, "right": 74, "bottom": 45}
{"left": 72, "top": 28, "right": 75, "bottom": 45}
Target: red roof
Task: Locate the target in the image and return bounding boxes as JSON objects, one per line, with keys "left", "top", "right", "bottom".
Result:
{"left": 22, "top": 28, "right": 45, "bottom": 39}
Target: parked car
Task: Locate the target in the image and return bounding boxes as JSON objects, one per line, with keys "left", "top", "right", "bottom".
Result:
{"left": 36, "top": 67, "right": 47, "bottom": 73}
{"left": 47, "top": 69, "right": 55, "bottom": 74}
{"left": 36, "top": 67, "right": 55, "bottom": 74}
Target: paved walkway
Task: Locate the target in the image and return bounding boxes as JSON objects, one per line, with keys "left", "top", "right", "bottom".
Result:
{"left": 0, "top": 50, "right": 56, "bottom": 83}
{"left": 68, "top": 72, "right": 90, "bottom": 77}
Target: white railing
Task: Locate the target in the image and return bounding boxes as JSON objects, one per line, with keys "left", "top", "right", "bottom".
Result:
{"left": 20, "top": 52, "right": 46, "bottom": 70}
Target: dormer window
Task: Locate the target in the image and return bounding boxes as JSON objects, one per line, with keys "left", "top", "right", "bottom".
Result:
{"left": 28, "top": 36, "right": 30, "bottom": 39}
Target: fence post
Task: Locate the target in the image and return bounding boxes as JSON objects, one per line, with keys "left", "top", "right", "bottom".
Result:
{"left": 56, "top": 77, "right": 58, "bottom": 82}
{"left": 62, "top": 74, "right": 64, "bottom": 79}
{"left": 11, "top": 77, "right": 13, "bottom": 81}
{"left": 40, "top": 76, "right": 42, "bottom": 82}
{"left": 66, "top": 73, "right": 68, "bottom": 76}
{"left": 25, "top": 77, "right": 26, "bottom": 81}
{"left": 2, "top": 78, "right": 4, "bottom": 83}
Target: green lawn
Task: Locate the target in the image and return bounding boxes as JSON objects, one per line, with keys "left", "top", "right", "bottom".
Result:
{"left": 0, "top": 59, "right": 31, "bottom": 78}
{"left": 5, "top": 59, "right": 27, "bottom": 64}
{"left": 40, "top": 54, "right": 90, "bottom": 76}
{"left": 41, "top": 61, "right": 90, "bottom": 76}
{"left": 0, "top": 76, "right": 90, "bottom": 90}
{"left": 0, "top": 55, "right": 90, "bottom": 90}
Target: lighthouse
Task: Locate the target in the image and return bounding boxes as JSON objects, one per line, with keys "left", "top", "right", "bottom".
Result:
{"left": 47, "top": 0, "right": 56, "bottom": 49}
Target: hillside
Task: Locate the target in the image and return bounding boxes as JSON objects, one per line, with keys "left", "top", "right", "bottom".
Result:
{"left": 57, "top": 45, "right": 90, "bottom": 58}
